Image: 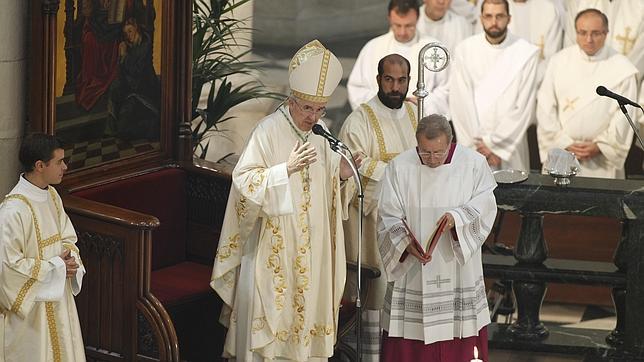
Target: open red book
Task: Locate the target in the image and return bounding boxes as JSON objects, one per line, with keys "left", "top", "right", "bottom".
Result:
{"left": 399, "top": 217, "right": 447, "bottom": 262}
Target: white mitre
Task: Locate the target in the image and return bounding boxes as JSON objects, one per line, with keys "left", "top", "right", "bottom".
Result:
{"left": 288, "top": 39, "right": 343, "bottom": 103}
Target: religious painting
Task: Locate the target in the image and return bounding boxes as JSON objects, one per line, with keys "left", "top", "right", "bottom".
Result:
{"left": 54, "top": 0, "right": 163, "bottom": 170}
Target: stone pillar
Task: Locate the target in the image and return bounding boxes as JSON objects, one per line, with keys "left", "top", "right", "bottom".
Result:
{"left": 0, "top": 1, "right": 28, "bottom": 195}
{"left": 253, "top": 0, "right": 389, "bottom": 47}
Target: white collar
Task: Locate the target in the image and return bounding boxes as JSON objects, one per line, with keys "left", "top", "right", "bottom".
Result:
{"left": 13, "top": 174, "right": 51, "bottom": 202}
{"left": 576, "top": 44, "right": 611, "bottom": 62}
{"left": 387, "top": 30, "right": 420, "bottom": 47}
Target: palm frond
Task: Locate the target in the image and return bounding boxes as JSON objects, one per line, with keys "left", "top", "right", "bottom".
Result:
{"left": 192, "top": 0, "right": 285, "bottom": 158}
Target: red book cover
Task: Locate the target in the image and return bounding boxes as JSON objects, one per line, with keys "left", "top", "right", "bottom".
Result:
{"left": 400, "top": 217, "right": 447, "bottom": 261}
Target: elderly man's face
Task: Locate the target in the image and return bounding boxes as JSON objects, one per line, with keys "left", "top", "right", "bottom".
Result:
{"left": 417, "top": 134, "right": 450, "bottom": 168}
{"left": 576, "top": 13, "right": 607, "bottom": 56}
{"left": 288, "top": 97, "right": 327, "bottom": 132}
{"left": 389, "top": 9, "right": 418, "bottom": 43}
{"left": 424, "top": 0, "right": 452, "bottom": 21}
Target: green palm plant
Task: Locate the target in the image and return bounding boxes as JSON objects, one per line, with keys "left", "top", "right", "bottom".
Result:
{"left": 192, "top": 0, "right": 283, "bottom": 159}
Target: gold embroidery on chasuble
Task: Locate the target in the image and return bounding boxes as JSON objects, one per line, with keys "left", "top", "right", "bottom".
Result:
{"left": 2, "top": 194, "right": 62, "bottom": 361}
{"left": 358, "top": 102, "right": 416, "bottom": 196}
{"left": 252, "top": 316, "right": 268, "bottom": 333}
{"left": 216, "top": 233, "right": 240, "bottom": 262}
{"left": 291, "top": 166, "right": 312, "bottom": 344}
{"left": 266, "top": 217, "right": 286, "bottom": 310}
{"left": 247, "top": 169, "right": 267, "bottom": 194}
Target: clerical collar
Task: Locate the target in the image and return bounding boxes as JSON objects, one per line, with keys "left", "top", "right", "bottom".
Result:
{"left": 423, "top": 9, "right": 447, "bottom": 24}
{"left": 577, "top": 44, "right": 610, "bottom": 63}
{"left": 279, "top": 105, "right": 311, "bottom": 143}
{"left": 14, "top": 174, "right": 51, "bottom": 202}
{"left": 389, "top": 30, "right": 419, "bottom": 47}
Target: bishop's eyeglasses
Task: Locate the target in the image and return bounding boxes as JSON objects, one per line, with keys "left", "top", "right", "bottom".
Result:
{"left": 292, "top": 98, "right": 327, "bottom": 118}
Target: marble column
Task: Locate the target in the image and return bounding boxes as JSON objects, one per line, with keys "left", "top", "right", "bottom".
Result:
{"left": 253, "top": 0, "right": 389, "bottom": 47}
{"left": 0, "top": 1, "right": 28, "bottom": 195}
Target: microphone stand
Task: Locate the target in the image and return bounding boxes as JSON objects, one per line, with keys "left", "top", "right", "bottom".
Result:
{"left": 617, "top": 101, "right": 644, "bottom": 150}
{"left": 329, "top": 142, "right": 364, "bottom": 362}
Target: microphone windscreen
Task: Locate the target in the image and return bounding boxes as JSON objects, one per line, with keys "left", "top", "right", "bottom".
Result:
{"left": 312, "top": 124, "right": 325, "bottom": 135}
{"left": 596, "top": 86, "right": 608, "bottom": 96}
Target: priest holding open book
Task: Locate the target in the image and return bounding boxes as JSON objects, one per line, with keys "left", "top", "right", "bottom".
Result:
{"left": 377, "top": 114, "right": 497, "bottom": 361}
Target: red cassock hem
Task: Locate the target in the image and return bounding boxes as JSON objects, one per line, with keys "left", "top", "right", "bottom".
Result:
{"left": 381, "top": 326, "right": 488, "bottom": 362}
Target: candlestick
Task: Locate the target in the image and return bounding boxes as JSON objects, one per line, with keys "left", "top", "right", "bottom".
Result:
{"left": 470, "top": 346, "right": 483, "bottom": 362}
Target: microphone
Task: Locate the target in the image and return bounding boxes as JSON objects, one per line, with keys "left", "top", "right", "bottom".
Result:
{"left": 312, "top": 124, "right": 347, "bottom": 149}
{"left": 596, "top": 86, "right": 641, "bottom": 108}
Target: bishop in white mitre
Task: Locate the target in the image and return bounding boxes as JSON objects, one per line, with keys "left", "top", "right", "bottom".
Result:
{"left": 564, "top": 0, "right": 644, "bottom": 76}
{"left": 449, "top": 0, "right": 539, "bottom": 172}
{"left": 0, "top": 176, "right": 86, "bottom": 361}
{"left": 347, "top": 2, "right": 448, "bottom": 115}
{"left": 211, "top": 40, "right": 351, "bottom": 361}
{"left": 538, "top": 9, "right": 639, "bottom": 179}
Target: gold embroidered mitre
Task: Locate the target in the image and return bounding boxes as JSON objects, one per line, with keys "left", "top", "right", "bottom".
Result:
{"left": 288, "top": 39, "right": 343, "bottom": 103}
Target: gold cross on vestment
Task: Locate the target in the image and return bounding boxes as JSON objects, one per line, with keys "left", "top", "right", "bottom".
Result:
{"left": 616, "top": 26, "right": 636, "bottom": 55}
{"left": 563, "top": 97, "right": 579, "bottom": 113}
{"left": 536, "top": 35, "right": 545, "bottom": 60}
{"left": 468, "top": 0, "right": 477, "bottom": 4}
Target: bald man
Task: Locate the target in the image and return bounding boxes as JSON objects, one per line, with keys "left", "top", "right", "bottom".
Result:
{"left": 538, "top": 8, "right": 638, "bottom": 179}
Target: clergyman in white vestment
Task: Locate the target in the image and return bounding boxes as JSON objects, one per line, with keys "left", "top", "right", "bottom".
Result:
{"left": 347, "top": 0, "right": 449, "bottom": 116}
{"left": 449, "top": 0, "right": 539, "bottom": 172}
{"left": 537, "top": 9, "right": 639, "bottom": 179}
{"left": 507, "top": 0, "right": 564, "bottom": 85}
{"left": 563, "top": 0, "right": 644, "bottom": 76}
{"left": 339, "top": 54, "right": 419, "bottom": 362}
{"left": 377, "top": 114, "right": 496, "bottom": 362}
{"left": 0, "top": 134, "right": 86, "bottom": 362}
{"left": 211, "top": 40, "right": 359, "bottom": 361}
{"left": 416, "top": 0, "right": 472, "bottom": 55}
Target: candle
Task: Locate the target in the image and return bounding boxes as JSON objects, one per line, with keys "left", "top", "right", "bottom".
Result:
{"left": 470, "top": 346, "right": 483, "bottom": 362}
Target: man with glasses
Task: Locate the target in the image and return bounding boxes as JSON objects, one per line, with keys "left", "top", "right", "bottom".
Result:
{"left": 347, "top": 0, "right": 448, "bottom": 114}
{"left": 211, "top": 40, "right": 360, "bottom": 361}
{"left": 537, "top": 9, "right": 638, "bottom": 179}
{"left": 563, "top": 0, "right": 644, "bottom": 76}
{"left": 338, "top": 53, "right": 419, "bottom": 361}
{"left": 449, "top": 0, "right": 539, "bottom": 172}
{"left": 377, "top": 114, "right": 497, "bottom": 361}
